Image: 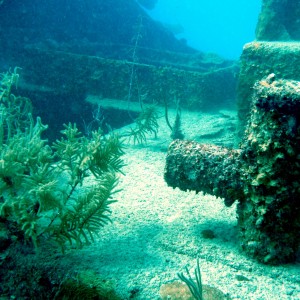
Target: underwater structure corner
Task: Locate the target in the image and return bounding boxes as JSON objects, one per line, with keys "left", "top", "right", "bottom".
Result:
{"left": 164, "top": 75, "right": 300, "bottom": 264}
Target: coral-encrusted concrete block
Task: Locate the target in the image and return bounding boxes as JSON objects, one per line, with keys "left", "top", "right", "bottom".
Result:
{"left": 236, "top": 41, "right": 300, "bottom": 140}
{"left": 164, "top": 76, "right": 300, "bottom": 264}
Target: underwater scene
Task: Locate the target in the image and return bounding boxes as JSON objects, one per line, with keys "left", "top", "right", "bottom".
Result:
{"left": 0, "top": 0, "right": 300, "bottom": 299}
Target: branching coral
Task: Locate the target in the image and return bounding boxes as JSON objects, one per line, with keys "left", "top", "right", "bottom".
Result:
{"left": 0, "top": 69, "right": 125, "bottom": 251}
{"left": 124, "top": 105, "right": 159, "bottom": 144}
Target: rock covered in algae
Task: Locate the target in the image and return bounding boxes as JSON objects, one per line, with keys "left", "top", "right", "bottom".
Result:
{"left": 164, "top": 140, "right": 243, "bottom": 207}
{"left": 164, "top": 76, "right": 300, "bottom": 264}
{"left": 238, "top": 77, "right": 300, "bottom": 264}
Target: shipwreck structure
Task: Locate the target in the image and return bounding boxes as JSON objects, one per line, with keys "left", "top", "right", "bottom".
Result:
{"left": 165, "top": 77, "right": 300, "bottom": 264}
{"left": 0, "top": 0, "right": 237, "bottom": 142}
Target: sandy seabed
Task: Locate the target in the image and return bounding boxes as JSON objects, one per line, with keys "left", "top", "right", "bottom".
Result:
{"left": 65, "top": 109, "right": 300, "bottom": 300}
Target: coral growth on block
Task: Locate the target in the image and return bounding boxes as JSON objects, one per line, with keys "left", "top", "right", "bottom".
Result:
{"left": 165, "top": 76, "right": 300, "bottom": 264}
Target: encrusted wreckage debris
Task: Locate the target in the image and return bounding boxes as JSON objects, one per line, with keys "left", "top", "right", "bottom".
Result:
{"left": 164, "top": 76, "right": 300, "bottom": 264}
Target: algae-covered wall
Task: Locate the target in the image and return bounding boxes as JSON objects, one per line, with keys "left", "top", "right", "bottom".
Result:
{"left": 16, "top": 48, "right": 237, "bottom": 111}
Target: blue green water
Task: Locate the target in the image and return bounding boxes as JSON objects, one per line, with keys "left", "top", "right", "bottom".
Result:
{"left": 145, "top": 0, "right": 262, "bottom": 59}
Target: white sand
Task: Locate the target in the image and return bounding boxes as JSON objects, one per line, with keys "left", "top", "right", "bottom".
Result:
{"left": 66, "top": 109, "right": 300, "bottom": 299}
